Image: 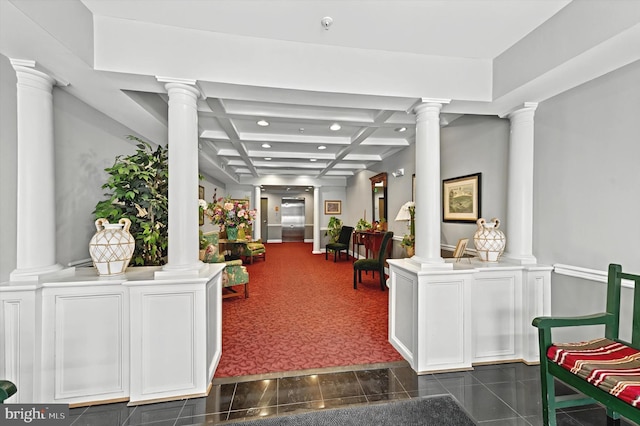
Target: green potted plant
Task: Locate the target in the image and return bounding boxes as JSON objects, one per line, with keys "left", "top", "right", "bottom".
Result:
{"left": 94, "top": 135, "right": 168, "bottom": 266}
{"left": 325, "top": 216, "right": 343, "bottom": 243}
{"left": 356, "top": 218, "right": 372, "bottom": 231}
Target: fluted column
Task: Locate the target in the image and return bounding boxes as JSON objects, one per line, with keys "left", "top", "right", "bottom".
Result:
{"left": 253, "top": 185, "right": 262, "bottom": 240}
{"left": 503, "top": 103, "right": 538, "bottom": 264}
{"left": 312, "top": 186, "right": 321, "bottom": 254}
{"left": 10, "top": 60, "right": 63, "bottom": 281}
{"left": 157, "top": 79, "right": 203, "bottom": 276}
{"left": 410, "top": 99, "right": 451, "bottom": 269}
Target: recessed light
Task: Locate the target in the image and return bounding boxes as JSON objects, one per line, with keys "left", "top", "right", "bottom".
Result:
{"left": 310, "top": 158, "right": 317, "bottom": 162}
{"left": 299, "top": 128, "right": 305, "bottom": 133}
{"left": 265, "top": 157, "right": 271, "bottom": 160}
{"left": 317, "top": 145, "right": 327, "bottom": 150}
{"left": 257, "top": 120, "right": 269, "bottom": 127}
{"left": 330, "top": 123, "right": 341, "bottom": 131}
{"left": 262, "top": 143, "right": 271, "bottom": 148}
{"left": 395, "top": 127, "right": 407, "bottom": 133}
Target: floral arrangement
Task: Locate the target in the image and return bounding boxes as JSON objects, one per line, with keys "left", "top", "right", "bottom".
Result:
{"left": 199, "top": 196, "right": 257, "bottom": 229}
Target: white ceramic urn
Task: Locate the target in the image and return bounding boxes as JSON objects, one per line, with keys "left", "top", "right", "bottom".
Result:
{"left": 89, "top": 218, "right": 135, "bottom": 276}
{"left": 473, "top": 217, "right": 506, "bottom": 262}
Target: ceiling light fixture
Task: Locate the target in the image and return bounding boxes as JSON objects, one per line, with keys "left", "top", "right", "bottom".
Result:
{"left": 317, "top": 145, "right": 327, "bottom": 150}
{"left": 262, "top": 143, "right": 271, "bottom": 148}
{"left": 265, "top": 157, "right": 271, "bottom": 161}
{"left": 330, "top": 123, "right": 341, "bottom": 131}
{"left": 257, "top": 120, "right": 269, "bottom": 127}
{"left": 395, "top": 127, "right": 407, "bottom": 133}
{"left": 310, "top": 158, "right": 317, "bottom": 162}
{"left": 321, "top": 16, "right": 333, "bottom": 30}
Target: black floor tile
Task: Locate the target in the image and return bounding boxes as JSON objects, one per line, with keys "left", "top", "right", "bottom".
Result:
{"left": 68, "top": 362, "right": 592, "bottom": 426}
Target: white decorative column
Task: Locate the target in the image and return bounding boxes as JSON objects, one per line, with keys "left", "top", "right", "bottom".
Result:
{"left": 502, "top": 103, "right": 538, "bottom": 265}
{"left": 157, "top": 78, "right": 203, "bottom": 277}
{"left": 411, "top": 99, "right": 450, "bottom": 268}
{"left": 253, "top": 185, "right": 262, "bottom": 240}
{"left": 312, "top": 186, "right": 321, "bottom": 254}
{"left": 10, "top": 60, "right": 63, "bottom": 281}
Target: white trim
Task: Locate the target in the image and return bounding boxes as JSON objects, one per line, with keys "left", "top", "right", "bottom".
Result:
{"left": 553, "top": 263, "right": 636, "bottom": 289}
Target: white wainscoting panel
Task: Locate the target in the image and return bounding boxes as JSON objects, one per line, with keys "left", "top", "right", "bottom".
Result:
{"left": 141, "top": 292, "right": 195, "bottom": 393}
{"left": 388, "top": 268, "right": 416, "bottom": 366}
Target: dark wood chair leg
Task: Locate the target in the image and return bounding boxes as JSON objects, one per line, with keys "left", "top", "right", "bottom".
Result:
{"left": 325, "top": 250, "right": 328, "bottom": 260}
{"left": 353, "top": 268, "right": 358, "bottom": 289}
{"left": 380, "top": 268, "right": 386, "bottom": 291}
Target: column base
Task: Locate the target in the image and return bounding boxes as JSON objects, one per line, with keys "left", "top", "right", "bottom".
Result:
{"left": 10, "top": 263, "right": 64, "bottom": 282}
{"left": 407, "top": 256, "right": 453, "bottom": 270}
{"left": 155, "top": 261, "right": 207, "bottom": 279}
{"left": 502, "top": 253, "right": 538, "bottom": 265}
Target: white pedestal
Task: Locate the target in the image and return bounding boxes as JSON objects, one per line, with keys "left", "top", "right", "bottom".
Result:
{"left": 387, "top": 258, "right": 551, "bottom": 374}
{"left": 0, "top": 264, "right": 224, "bottom": 406}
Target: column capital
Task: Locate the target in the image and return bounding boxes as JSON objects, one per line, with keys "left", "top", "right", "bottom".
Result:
{"left": 10, "top": 59, "right": 69, "bottom": 87}
{"left": 499, "top": 102, "right": 538, "bottom": 119}
{"left": 409, "top": 98, "right": 451, "bottom": 114}
{"left": 157, "top": 76, "right": 203, "bottom": 99}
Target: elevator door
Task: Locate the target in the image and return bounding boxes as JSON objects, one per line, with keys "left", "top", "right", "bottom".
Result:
{"left": 281, "top": 197, "right": 305, "bottom": 242}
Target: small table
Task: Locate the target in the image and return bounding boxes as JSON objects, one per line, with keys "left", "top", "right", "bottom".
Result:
{"left": 352, "top": 230, "right": 391, "bottom": 261}
{"left": 218, "top": 238, "right": 251, "bottom": 261}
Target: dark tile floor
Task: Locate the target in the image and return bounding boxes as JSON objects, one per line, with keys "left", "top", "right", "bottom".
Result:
{"left": 68, "top": 361, "right": 638, "bottom": 426}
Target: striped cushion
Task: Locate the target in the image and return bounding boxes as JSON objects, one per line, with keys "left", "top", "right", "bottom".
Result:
{"left": 548, "top": 338, "right": 640, "bottom": 407}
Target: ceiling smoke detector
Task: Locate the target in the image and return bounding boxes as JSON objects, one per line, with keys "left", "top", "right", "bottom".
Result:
{"left": 321, "top": 17, "right": 333, "bottom": 30}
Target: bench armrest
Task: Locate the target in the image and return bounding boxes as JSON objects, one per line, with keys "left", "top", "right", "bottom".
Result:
{"left": 532, "top": 313, "right": 611, "bottom": 330}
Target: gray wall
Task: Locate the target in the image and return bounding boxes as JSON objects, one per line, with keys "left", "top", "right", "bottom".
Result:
{"left": 534, "top": 59, "right": 640, "bottom": 272}
{"left": 533, "top": 60, "right": 640, "bottom": 342}
{"left": 441, "top": 115, "right": 510, "bottom": 247}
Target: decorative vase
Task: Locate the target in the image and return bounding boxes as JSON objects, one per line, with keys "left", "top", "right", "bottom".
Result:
{"left": 473, "top": 217, "right": 506, "bottom": 262}
{"left": 89, "top": 218, "right": 135, "bottom": 276}
{"left": 226, "top": 226, "right": 239, "bottom": 241}
{"left": 405, "top": 246, "right": 415, "bottom": 257}
{"left": 237, "top": 227, "right": 246, "bottom": 240}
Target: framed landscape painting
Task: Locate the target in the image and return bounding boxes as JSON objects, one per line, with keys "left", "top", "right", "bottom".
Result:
{"left": 324, "top": 200, "right": 342, "bottom": 215}
{"left": 442, "top": 173, "right": 481, "bottom": 223}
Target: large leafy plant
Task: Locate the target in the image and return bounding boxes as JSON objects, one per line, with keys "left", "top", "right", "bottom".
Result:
{"left": 94, "top": 135, "right": 168, "bottom": 266}
{"left": 325, "top": 216, "right": 343, "bottom": 243}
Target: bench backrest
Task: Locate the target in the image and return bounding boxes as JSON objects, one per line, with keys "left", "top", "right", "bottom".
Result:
{"left": 606, "top": 264, "right": 640, "bottom": 348}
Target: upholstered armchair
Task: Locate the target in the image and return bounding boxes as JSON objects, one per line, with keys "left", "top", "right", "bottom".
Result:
{"left": 202, "top": 232, "right": 250, "bottom": 298}
{"left": 243, "top": 240, "right": 266, "bottom": 264}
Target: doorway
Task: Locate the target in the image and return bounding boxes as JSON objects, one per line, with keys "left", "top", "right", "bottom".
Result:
{"left": 260, "top": 197, "right": 268, "bottom": 241}
{"left": 281, "top": 197, "right": 305, "bottom": 242}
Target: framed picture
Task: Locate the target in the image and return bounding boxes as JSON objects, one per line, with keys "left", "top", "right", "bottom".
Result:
{"left": 442, "top": 173, "right": 481, "bottom": 222}
{"left": 199, "top": 186, "right": 205, "bottom": 225}
{"left": 324, "top": 200, "right": 342, "bottom": 215}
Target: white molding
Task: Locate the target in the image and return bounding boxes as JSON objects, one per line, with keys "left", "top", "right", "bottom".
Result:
{"left": 553, "top": 263, "right": 635, "bottom": 289}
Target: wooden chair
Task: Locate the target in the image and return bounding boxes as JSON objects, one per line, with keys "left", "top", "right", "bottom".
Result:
{"left": 353, "top": 231, "right": 394, "bottom": 291}
{"left": 326, "top": 226, "right": 354, "bottom": 262}
{"left": 0, "top": 380, "right": 17, "bottom": 402}
{"left": 532, "top": 264, "right": 640, "bottom": 426}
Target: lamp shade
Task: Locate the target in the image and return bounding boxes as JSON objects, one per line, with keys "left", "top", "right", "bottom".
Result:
{"left": 395, "top": 201, "right": 415, "bottom": 221}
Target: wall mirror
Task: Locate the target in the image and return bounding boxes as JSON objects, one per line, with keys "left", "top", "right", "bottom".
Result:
{"left": 370, "top": 172, "right": 388, "bottom": 223}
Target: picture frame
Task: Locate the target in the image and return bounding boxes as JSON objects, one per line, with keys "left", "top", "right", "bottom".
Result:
{"left": 324, "top": 200, "right": 342, "bottom": 215}
{"left": 442, "top": 173, "right": 481, "bottom": 223}
{"left": 199, "top": 185, "right": 205, "bottom": 226}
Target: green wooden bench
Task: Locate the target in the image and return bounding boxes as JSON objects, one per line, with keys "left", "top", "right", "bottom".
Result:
{"left": 0, "top": 380, "right": 17, "bottom": 403}
{"left": 532, "top": 264, "right": 640, "bottom": 426}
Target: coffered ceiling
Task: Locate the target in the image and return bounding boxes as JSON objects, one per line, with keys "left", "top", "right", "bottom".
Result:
{"left": 2, "top": 0, "right": 638, "bottom": 187}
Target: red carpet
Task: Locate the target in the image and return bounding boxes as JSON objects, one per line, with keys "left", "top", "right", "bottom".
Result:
{"left": 215, "top": 242, "right": 403, "bottom": 378}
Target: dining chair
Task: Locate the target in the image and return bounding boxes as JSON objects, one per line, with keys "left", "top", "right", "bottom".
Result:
{"left": 325, "top": 226, "right": 354, "bottom": 262}
{"left": 353, "top": 231, "right": 394, "bottom": 291}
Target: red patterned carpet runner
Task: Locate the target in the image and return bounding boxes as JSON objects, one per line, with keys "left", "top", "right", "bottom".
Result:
{"left": 215, "top": 242, "right": 403, "bottom": 378}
